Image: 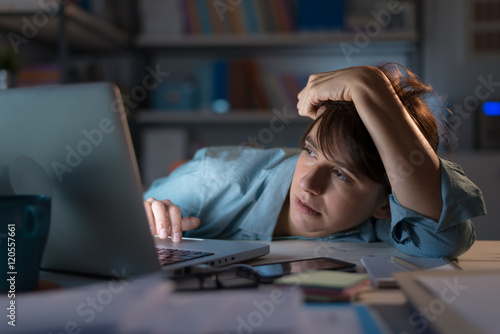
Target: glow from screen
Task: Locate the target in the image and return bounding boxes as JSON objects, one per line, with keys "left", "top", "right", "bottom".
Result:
{"left": 482, "top": 101, "right": 500, "bottom": 116}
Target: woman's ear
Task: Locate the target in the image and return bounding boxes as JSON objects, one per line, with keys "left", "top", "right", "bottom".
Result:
{"left": 372, "top": 196, "right": 391, "bottom": 219}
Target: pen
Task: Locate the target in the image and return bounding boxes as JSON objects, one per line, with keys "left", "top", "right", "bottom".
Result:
{"left": 390, "top": 256, "right": 424, "bottom": 271}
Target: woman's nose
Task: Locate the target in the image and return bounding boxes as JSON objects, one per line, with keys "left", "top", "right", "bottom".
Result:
{"left": 300, "top": 166, "right": 328, "bottom": 195}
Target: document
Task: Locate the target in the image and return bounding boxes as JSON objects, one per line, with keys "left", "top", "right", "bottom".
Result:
{"left": 0, "top": 274, "right": 175, "bottom": 333}
{"left": 394, "top": 269, "right": 500, "bottom": 334}
{"left": 415, "top": 272, "right": 499, "bottom": 334}
{"left": 1, "top": 274, "right": 386, "bottom": 333}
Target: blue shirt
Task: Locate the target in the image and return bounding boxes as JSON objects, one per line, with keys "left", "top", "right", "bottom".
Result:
{"left": 144, "top": 146, "right": 486, "bottom": 258}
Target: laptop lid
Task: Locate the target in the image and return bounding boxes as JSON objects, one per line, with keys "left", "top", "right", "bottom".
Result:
{"left": 0, "top": 82, "right": 269, "bottom": 278}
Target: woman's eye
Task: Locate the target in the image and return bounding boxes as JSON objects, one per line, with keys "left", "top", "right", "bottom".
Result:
{"left": 332, "top": 169, "right": 349, "bottom": 182}
{"left": 302, "top": 147, "right": 314, "bottom": 157}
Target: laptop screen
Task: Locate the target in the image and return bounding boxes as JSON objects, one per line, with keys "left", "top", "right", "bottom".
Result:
{"left": 0, "top": 82, "right": 160, "bottom": 277}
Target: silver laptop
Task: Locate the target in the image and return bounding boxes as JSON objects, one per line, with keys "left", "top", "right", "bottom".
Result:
{"left": 0, "top": 82, "right": 269, "bottom": 278}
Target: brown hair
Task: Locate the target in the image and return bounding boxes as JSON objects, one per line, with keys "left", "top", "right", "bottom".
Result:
{"left": 299, "top": 63, "right": 445, "bottom": 193}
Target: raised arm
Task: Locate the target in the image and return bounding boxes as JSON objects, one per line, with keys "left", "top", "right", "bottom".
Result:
{"left": 297, "top": 66, "right": 442, "bottom": 222}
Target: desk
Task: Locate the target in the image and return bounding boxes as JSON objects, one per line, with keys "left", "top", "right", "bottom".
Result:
{"left": 39, "top": 239, "right": 500, "bottom": 288}
{"left": 247, "top": 240, "right": 415, "bottom": 268}
{"left": 9, "top": 240, "right": 500, "bottom": 334}
{"left": 246, "top": 240, "right": 500, "bottom": 271}
{"left": 245, "top": 240, "right": 500, "bottom": 306}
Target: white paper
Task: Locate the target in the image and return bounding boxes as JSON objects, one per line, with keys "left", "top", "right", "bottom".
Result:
{"left": 0, "top": 275, "right": 175, "bottom": 333}
{"left": 416, "top": 273, "right": 500, "bottom": 334}
{"left": 1, "top": 275, "right": 384, "bottom": 333}
{"left": 296, "top": 306, "right": 365, "bottom": 334}
{"left": 120, "top": 288, "right": 303, "bottom": 334}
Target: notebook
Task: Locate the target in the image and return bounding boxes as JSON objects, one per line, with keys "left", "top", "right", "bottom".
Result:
{"left": 361, "top": 256, "right": 460, "bottom": 288}
{"left": 0, "top": 82, "right": 269, "bottom": 278}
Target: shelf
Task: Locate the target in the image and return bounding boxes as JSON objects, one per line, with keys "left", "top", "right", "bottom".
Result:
{"left": 0, "top": 3, "right": 130, "bottom": 51}
{"left": 134, "top": 110, "right": 312, "bottom": 126}
{"left": 135, "top": 31, "right": 418, "bottom": 49}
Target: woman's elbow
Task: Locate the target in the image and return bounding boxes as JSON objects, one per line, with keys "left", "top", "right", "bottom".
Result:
{"left": 392, "top": 220, "right": 476, "bottom": 258}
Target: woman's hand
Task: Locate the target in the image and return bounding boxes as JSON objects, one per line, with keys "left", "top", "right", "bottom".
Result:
{"left": 143, "top": 197, "right": 200, "bottom": 242}
{"left": 297, "top": 66, "right": 380, "bottom": 119}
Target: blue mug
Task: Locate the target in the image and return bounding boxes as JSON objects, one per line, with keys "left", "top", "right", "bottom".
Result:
{"left": 0, "top": 195, "right": 51, "bottom": 293}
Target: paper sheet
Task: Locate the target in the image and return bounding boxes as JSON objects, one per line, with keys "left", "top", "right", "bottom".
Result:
{"left": 0, "top": 274, "right": 175, "bottom": 333}
{"left": 1, "top": 274, "right": 384, "bottom": 333}
{"left": 416, "top": 273, "right": 500, "bottom": 334}
{"left": 296, "top": 304, "right": 386, "bottom": 334}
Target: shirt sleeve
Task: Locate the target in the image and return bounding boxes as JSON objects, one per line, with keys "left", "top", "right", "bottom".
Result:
{"left": 143, "top": 149, "right": 207, "bottom": 218}
{"left": 143, "top": 146, "right": 301, "bottom": 239}
{"left": 376, "top": 158, "right": 486, "bottom": 258}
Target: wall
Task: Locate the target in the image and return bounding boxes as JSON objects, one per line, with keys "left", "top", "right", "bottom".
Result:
{"left": 449, "top": 152, "right": 500, "bottom": 240}
{"left": 422, "top": 0, "right": 500, "bottom": 240}
{"left": 422, "top": 0, "right": 500, "bottom": 149}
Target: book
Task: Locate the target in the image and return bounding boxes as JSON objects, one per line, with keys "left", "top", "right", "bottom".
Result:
{"left": 241, "top": 0, "right": 261, "bottom": 34}
{"left": 17, "top": 63, "right": 61, "bottom": 87}
{"left": 205, "top": 0, "right": 225, "bottom": 34}
{"left": 196, "top": 0, "right": 212, "bottom": 34}
{"left": 184, "top": 0, "right": 202, "bottom": 34}
{"left": 243, "top": 60, "right": 269, "bottom": 110}
{"left": 274, "top": 270, "right": 371, "bottom": 302}
{"left": 297, "top": 0, "right": 345, "bottom": 32}
{"left": 228, "top": 60, "right": 251, "bottom": 110}
{"left": 278, "top": 73, "right": 304, "bottom": 108}
{"left": 254, "top": 0, "right": 279, "bottom": 33}
{"left": 212, "top": 60, "right": 229, "bottom": 113}
{"left": 226, "top": 1, "right": 245, "bottom": 34}
{"left": 273, "top": 0, "right": 294, "bottom": 33}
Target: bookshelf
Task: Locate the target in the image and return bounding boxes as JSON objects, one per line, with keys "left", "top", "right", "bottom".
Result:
{"left": 0, "top": 3, "right": 130, "bottom": 51}
{"left": 136, "top": 31, "right": 418, "bottom": 48}
{"left": 1, "top": 0, "right": 421, "bottom": 185}
{"left": 0, "top": 2, "right": 132, "bottom": 85}
{"left": 134, "top": 0, "right": 419, "bottom": 112}
{"left": 133, "top": 0, "right": 421, "bottom": 185}
{"left": 134, "top": 110, "right": 311, "bottom": 125}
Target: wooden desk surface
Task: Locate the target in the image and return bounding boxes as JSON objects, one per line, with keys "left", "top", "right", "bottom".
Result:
{"left": 40, "top": 240, "right": 500, "bottom": 289}
{"left": 255, "top": 239, "right": 500, "bottom": 307}
{"left": 246, "top": 240, "right": 409, "bottom": 269}
{"left": 247, "top": 240, "right": 500, "bottom": 271}
{"left": 456, "top": 240, "right": 500, "bottom": 270}
{"left": 32, "top": 240, "right": 500, "bottom": 333}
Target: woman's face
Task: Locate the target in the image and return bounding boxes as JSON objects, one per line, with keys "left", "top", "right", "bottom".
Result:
{"left": 288, "top": 125, "right": 389, "bottom": 237}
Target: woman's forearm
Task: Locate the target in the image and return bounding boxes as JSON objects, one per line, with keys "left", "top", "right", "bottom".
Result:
{"left": 351, "top": 67, "right": 442, "bottom": 221}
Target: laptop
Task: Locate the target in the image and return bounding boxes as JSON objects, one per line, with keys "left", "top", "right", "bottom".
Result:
{"left": 0, "top": 82, "right": 269, "bottom": 278}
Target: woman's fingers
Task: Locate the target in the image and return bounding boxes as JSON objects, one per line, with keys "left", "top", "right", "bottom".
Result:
{"left": 144, "top": 198, "right": 199, "bottom": 242}
{"left": 151, "top": 199, "right": 170, "bottom": 239}
{"left": 143, "top": 200, "right": 156, "bottom": 235}
{"left": 166, "top": 201, "right": 182, "bottom": 242}
{"left": 181, "top": 217, "right": 201, "bottom": 231}
{"left": 297, "top": 73, "right": 329, "bottom": 119}
{"left": 297, "top": 68, "right": 360, "bottom": 118}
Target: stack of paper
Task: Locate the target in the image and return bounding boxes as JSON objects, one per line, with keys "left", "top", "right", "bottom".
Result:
{"left": 274, "top": 270, "right": 371, "bottom": 302}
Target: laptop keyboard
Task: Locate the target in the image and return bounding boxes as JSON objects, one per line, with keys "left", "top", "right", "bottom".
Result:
{"left": 156, "top": 247, "right": 214, "bottom": 266}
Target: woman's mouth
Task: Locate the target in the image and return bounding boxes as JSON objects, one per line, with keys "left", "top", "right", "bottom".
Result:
{"left": 295, "top": 197, "right": 321, "bottom": 216}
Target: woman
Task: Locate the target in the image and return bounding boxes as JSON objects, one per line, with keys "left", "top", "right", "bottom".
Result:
{"left": 143, "top": 63, "right": 486, "bottom": 258}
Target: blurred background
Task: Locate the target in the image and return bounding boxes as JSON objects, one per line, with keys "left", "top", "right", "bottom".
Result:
{"left": 0, "top": 0, "right": 499, "bottom": 239}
